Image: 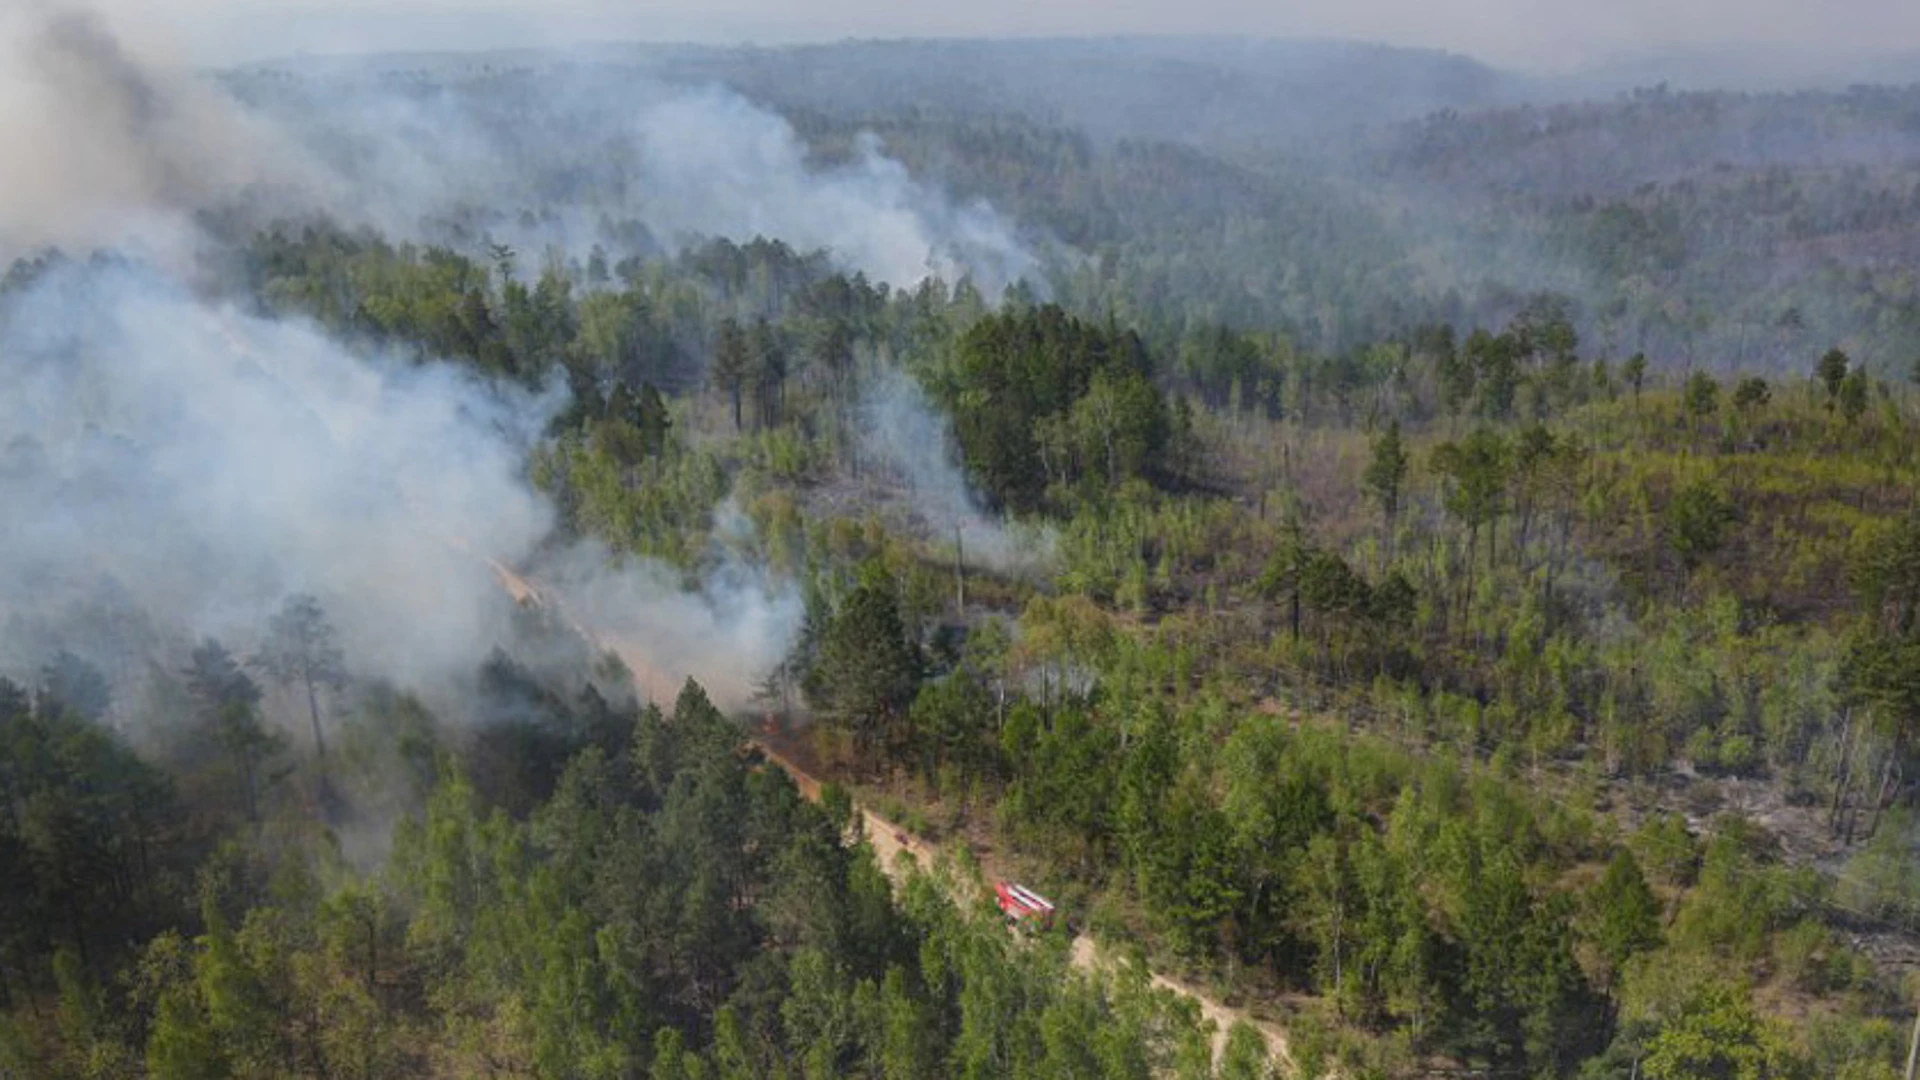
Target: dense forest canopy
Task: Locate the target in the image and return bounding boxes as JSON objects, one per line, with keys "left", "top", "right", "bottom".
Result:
{"left": 8, "top": 17, "right": 1920, "bottom": 1080}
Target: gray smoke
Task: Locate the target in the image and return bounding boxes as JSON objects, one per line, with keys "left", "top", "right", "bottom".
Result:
{"left": 531, "top": 519, "right": 803, "bottom": 709}
{"left": 0, "top": 6, "right": 823, "bottom": 718}
{"left": 227, "top": 67, "right": 1041, "bottom": 292}
{"left": 0, "top": 4, "right": 1044, "bottom": 294}
{"left": 0, "top": 260, "right": 548, "bottom": 692}
{"left": 856, "top": 367, "right": 1055, "bottom": 576}
{"left": 0, "top": 4, "right": 313, "bottom": 266}
{"left": 0, "top": 257, "right": 800, "bottom": 713}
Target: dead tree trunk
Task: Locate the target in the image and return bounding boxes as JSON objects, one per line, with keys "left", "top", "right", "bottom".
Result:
{"left": 1830, "top": 710, "right": 1858, "bottom": 838}
{"left": 1868, "top": 752, "right": 1903, "bottom": 842}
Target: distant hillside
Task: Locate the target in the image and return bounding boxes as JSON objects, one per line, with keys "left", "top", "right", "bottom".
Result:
{"left": 229, "top": 39, "right": 1920, "bottom": 369}
{"left": 1550, "top": 44, "right": 1920, "bottom": 96}
{"left": 640, "top": 37, "right": 1517, "bottom": 152}
{"left": 1376, "top": 83, "right": 1920, "bottom": 196}
{"left": 1359, "top": 84, "right": 1920, "bottom": 369}
{"left": 242, "top": 35, "right": 1521, "bottom": 155}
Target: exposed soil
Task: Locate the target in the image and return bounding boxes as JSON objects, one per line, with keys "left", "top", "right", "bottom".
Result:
{"left": 755, "top": 719, "right": 1294, "bottom": 1068}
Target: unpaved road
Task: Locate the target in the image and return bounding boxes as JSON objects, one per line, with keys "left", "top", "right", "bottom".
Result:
{"left": 1070, "top": 936, "right": 1292, "bottom": 1064}
{"left": 500, "top": 568, "right": 1293, "bottom": 1069}
{"left": 757, "top": 744, "right": 1293, "bottom": 1069}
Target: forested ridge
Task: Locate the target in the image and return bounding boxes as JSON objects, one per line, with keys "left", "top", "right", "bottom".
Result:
{"left": 10, "top": 35, "right": 1920, "bottom": 1080}
{"left": 222, "top": 46, "right": 1920, "bottom": 364}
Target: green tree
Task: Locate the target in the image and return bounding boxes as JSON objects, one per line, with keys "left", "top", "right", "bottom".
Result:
{"left": 1296, "top": 832, "right": 1356, "bottom": 1006}
{"left": 1070, "top": 368, "right": 1169, "bottom": 489}
{"left": 1430, "top": 426, "right": 1512, "bottom": 578}
{"left": 806, "top": 565, "right": 926, "bottom": 766}
{"left": 783, "top": 948, "right": 857, "bottom": 1080}
{"left": 1364, "top": 420, "right": 1410, "bottom": 557}
{"left": 1510, "top": 424, "right": 1561, "bottom": 554}
{"left": 253, "top": 594, "right": 346, "bottom": 761}
{"left": 945, "top": 304, "right": 1159, "bottom": 511}
{"left": 636, "top": 382, "right": 674, "bottom": 458}
{"left": 750, "top": 318, "right": 788, "bottom": 430}
{"left": 1624, "top": 353, "right": 1649, "bottom": 401}
{"left": 1435, "top": 327, "right": 1476, "bottom": 423}
{"left": 1818, "top": 347, "right": 1851, "bottom": 410}
{"left": 866, "top": 966, "right": 937, "bottom": 1080}
{"left": 1839, "top": 509, "right": 1920, "bottom": 836}
{"left": 38, "top": 651, "right": 111, "bottom": 724}
{"left": 1468, "top": 330, "right": 1520, "bottom": 419}
{"left": 1217, "top": 1023, "right": 1273, "bottom": 1080}
{"left": 145, "top": 982, "right": 227, "bottom": 1080}
{"left": 1731, "top": 376, "right": 1770, "bottom": 415}
{"left": 195, "top": 907, "right": 278, "bottom": 1076}
{"left": 1684, "top": 371, "right": 1719, "bottom": 435}
{"left": 25, "top": 944, "right": 138, "bottom": 1078}
{"left": 712, "top": 319, "right": 750, "bottom": 432}
{"left": 1585, "top": 851, "right": 1663, "bottom": 986}
{"left": 185, "top": 641, "right": 279, "bottom": 823}
{"left": 1840, "top": 369, "right": 1871, "bottom": 426}
{"left": 1666, "top": 481, "right": 1735, "bottom": 572}
{"left": 1641, "top": 983, "right": 1807, "bottom": 1080}
{"left": 1259, "top": 516, "right": 1318, "bottom": 642}
{"left": 811, "top": 318, "right": 856, "bottom": 394}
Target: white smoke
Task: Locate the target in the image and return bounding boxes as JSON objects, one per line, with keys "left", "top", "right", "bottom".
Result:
{"left": 0, "top": 257, "right": 800, "bottom": 712}
{"left": 0, "top": 8, "right": 791, "bottom": 714}
{"left": 0, "top": 5, "right": 1042, "bottom": 295}
{"left": 230, "top": 69, "right": 1040, "bottom": 293}
{"left": 0, "top": 4, "right": 1030, "bottom": 723}
{"left": 0, "top": 260, "right": 548, "bottom": 691}
{"left": 629, "top": 90, "right": 1037, "bottom": 292}
{"left": 531, "top": 530, "right": 803, "bottom": 710}
{"left": 856, "top": 367, "right": 1055, "bottom": 577}
{"left": 0, "top": 4, "right": 313, "bottom": 267}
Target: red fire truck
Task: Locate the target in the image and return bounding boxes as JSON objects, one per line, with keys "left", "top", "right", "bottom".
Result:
{"left": 993, "top": 881, "right": 1056, "bottom": 926}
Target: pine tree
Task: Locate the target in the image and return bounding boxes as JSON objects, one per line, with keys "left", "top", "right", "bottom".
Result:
{"left": 254, "top": 595, "right": 346, "bottom": 761}
{"left": 1363, "top": 420, "right": 1409, "bottom": 559}
{"left": 806, "top": 565, "right": 925, "bottom": 767}
{"left": 712, "top": 320, "right": 750, "bottom": 432}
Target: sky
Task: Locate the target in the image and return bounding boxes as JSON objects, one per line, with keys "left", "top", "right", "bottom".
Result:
{"left": 122, "top": 0, "right": 1920, "bottom": 72}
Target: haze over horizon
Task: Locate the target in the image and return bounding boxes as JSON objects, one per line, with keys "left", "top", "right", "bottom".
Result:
{"left": 102, "top": 0, "right": 1920, "bottom": 75}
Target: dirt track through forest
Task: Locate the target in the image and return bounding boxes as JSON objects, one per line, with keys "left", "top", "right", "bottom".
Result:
{"left": 497, "top": 564, "right": 1294, "bottom": 1069}
{"left": 755, "top": 741, "right": 1294, "bottom": 1068}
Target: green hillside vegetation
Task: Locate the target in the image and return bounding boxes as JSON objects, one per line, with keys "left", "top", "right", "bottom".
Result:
{"left": 13, "top": 44, "right": 1920, "bottom": 1080}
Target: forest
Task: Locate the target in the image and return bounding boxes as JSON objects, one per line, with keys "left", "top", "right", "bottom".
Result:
{"left": 8, "top": 28, "right": 1920, "bottom": 1080}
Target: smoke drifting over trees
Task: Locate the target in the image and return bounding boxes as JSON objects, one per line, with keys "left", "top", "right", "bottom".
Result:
{"left": 0, "top": 3, "right": 1052, "bottom": 721}
{"left": 1, "top": 5, "right": 1044, "bottom": 285}
{"left": 224, "top": 68, "right": 1042, "bottom": 292}
{"left": 12, "top": 5, "right": 1920, "bottom": 1080}
{"left": 0, "top": 5, "right": 303, "bottom": 261}
{"left": 0, "top": 259, "right": 544, "bottom": 699}
{"left": 856, "top": 367, "right": 1055, "bottom": 575}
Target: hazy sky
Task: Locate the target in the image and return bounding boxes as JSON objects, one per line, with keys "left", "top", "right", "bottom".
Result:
{"left": 107, "top": 0, "right": 1920, "bottom": 71}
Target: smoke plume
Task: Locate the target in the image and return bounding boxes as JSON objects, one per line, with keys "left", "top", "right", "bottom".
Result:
{"left": 857, "top": 367, "right": 1054, "bottom": 576}
{"left": 632, "top": 90, "right": 1037, "bottom": 291}
{"left": 0, "top": 259, "right": 544, "bottom": 691}
{"left": 0, "top": 5, "right": 865, "bottom": 719}
{"left": 228, "top": 67, "right": 1040, "bottom": 292}
{"left": 0, "top": 255, "right": 800, "bottom": 714}
{"left": 0, "top": 4, "right": 312, "bottom": 265}
{"left": 530, "top": 529, "right": 803, "bottom": 709}
{"left": 0, "top": 3, "right": 1043, "bottom": 294}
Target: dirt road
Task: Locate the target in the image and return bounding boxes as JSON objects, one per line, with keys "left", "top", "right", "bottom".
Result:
{"left": 756, "top": 742, "right": 1293, "bottom": 1069}
{"left": 502, "top": 570, "right": 1293, "bottom": 1069}
{"left": 1069, "top": 936, "right": 1292, "bottom": 1064}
